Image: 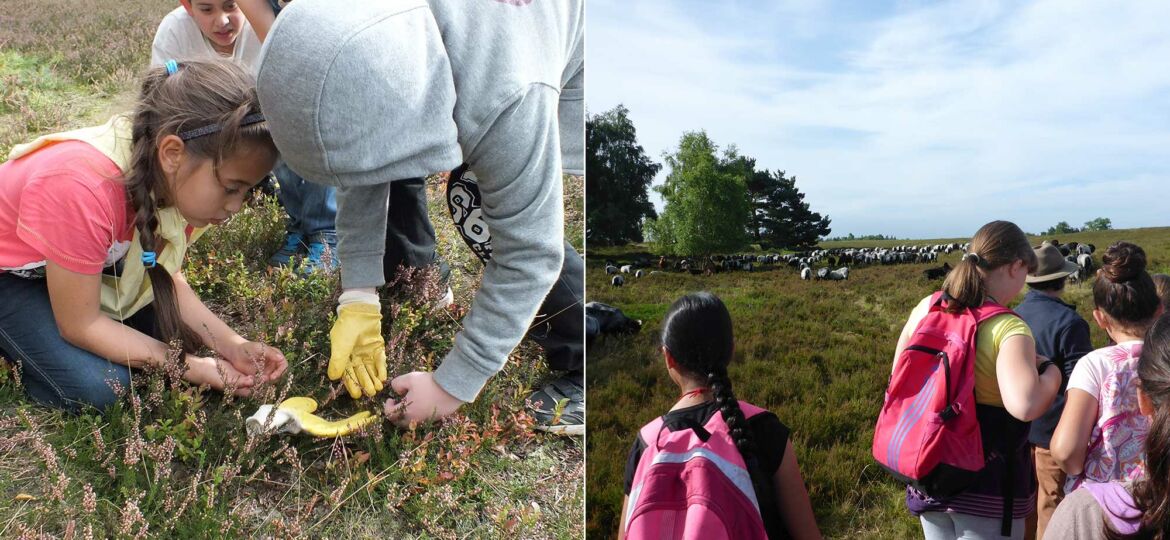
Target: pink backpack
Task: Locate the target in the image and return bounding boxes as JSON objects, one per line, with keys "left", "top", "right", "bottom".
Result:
{"left": 872, "top": 292, "right": 1013, "bottom": 497}
{"left": 623, "top": 401, "right": 768, "bottom": 540}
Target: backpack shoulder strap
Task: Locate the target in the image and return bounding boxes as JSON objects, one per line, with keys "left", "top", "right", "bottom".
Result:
{"left": 638, "top": 417, "right": 667, "bottom": 450}
{"left": 737, "top": 400, "right": 767, "bottom": 420}
{"left": 971, "top": 301, "right": 1016, "bottom": 324}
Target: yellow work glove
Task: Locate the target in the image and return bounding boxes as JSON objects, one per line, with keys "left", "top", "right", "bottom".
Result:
{"left": 329, "top": 294, "right": 387, "bottom": 399}
{"left": 245, "top": 397, "right": 377, "bottom": 438}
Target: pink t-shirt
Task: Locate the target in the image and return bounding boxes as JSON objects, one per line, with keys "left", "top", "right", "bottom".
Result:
{"left": 0, "top": 140, "right": 135, "bottom": 276}
{"left": 1065, "top": 341, "right": 1148, "bottom": 492}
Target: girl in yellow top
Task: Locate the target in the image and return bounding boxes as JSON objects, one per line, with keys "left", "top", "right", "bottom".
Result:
{"left": 895, "top": 221, "right": 1061, "bottom": 540}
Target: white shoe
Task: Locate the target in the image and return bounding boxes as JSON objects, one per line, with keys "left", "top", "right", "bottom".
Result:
{"left": 433, "top": 286, "right": 454, "bottom": 311}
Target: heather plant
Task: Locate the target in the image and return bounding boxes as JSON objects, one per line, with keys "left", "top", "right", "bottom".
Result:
{"left": 1, "top": 3, "right": 584, "bottom": 536}
{"left": 586, "top": 227, "right": 1170, "bottom": 539}
{"left": 0, "top": 179, "right": 584, "bottom": 538}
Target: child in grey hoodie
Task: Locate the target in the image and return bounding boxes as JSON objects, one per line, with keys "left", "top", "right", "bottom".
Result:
{"left": 255, "top": 0, "right": 583, "bottom": 432}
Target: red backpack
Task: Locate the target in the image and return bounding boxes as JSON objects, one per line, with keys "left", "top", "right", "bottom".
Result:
{"left": 624, "top": 401, "right": 769, "bottom": 540}
{"left": 872, "top": 292, "right": 1014, "bottom": 497}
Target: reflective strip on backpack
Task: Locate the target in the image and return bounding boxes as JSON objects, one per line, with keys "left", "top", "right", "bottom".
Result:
{"left": 887, "top": 367, "right": 940, "bottom": 473}
{"left": 624, "top": 447, "right": 761, "bottom": 535}
{"left": 623, "top": 481, "right": 644, "bottom": 533}
{"left": 656, "top": 448, "right": 760, "bottom": 510}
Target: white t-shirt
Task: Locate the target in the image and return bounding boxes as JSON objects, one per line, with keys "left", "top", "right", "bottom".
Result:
{"left": 1064, "top": 340, "right": 1148, "bottom": 491}
{"left": 150, "top": 7, "right": 262, "bottom": 73}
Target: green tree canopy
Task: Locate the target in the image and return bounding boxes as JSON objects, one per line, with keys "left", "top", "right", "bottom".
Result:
{"left": 585, "top": 105, "right": 661, "bottom": 245}
{"left": 753, "top": 169, "right": 831, "bottom": 249}
{"left": 1044, "top": 221, "right": 1080, "bottom": 235}
{"left": 1083, "top": 217, "right": 1113, "bottom": 231}
{"left": 645, "top": 131, "right": 751, "bottom": 255}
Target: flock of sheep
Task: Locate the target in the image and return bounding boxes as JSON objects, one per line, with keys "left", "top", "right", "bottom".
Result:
{"left": 603, "top": 239, "right": 1098, "bottom": 287}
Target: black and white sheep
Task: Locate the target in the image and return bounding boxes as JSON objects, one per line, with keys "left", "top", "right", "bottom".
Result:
{"left": 611, "top": 275, "right": 625, "bottom": 287}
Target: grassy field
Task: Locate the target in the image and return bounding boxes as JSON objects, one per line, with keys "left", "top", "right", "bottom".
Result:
{"left": 586, "top": 227, "right": 1170, "bottom": 539}
{"left": 0, "top": 2, "right": 584, "bottom": 538}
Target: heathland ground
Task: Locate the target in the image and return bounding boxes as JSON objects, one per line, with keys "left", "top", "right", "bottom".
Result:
{"left": 0, "top": 1, "right": 584, "bottom": 537}
{"left": 587, "top": 227, "right": 1170, "bottom": 539}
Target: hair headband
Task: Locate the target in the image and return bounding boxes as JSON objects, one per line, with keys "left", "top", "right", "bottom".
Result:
{"left": 165, "top": 59, "right": 179, "bottom": 75}
{"left": 964, "top": 252, "right": 984, "bottom": 267}
{"left": 178, "top": 113, "right": 266, "bottom": 141}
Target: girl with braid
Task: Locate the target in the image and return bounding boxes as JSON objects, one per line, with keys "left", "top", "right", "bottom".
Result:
{"left": 618, "top": 292, "right": 821, "bottom": 539}
{"left": 0, "top": 59, "right": 287, "bottom": 413}
{"left": 1044, "top": 313, "right": 1170, "bottom": 539}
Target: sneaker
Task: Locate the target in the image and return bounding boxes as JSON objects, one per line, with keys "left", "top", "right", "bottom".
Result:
{"left": 528, "top": 374, "right": 584, "bottom": 436}
{"left": 268, "top": 232, "right": 305, "bottom": 267}
{"left": 301, "top": 232, "right": 338, "bottom": 274}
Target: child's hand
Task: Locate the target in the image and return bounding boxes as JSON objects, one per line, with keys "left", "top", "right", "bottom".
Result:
{"left": 222, "top": 341, "right": 289, "bottom": 382}
{"left": 184, "top": 355, "right": 256, "bottom": 396}
{"left": 383, "top": 372, "right": 465, "bottom": 428}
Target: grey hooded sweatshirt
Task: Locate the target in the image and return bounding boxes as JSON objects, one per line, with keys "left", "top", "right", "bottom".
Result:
{"left": 256, "top": 0, "right": 583, "bottom": 403}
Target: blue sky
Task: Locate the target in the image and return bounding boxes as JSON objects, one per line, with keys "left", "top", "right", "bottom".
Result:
{"left": 587, "top": 0, "right": 1170, "bottom": 239}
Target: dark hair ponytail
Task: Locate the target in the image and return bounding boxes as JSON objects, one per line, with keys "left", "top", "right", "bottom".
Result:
{"left": 661, "top": 292, "right": 761, "bottom": 488}
{"left": 941, "top": 220, "right": 1036, "bottom": 312}
{"left": 1106, "top": 313, "right": 1170, "bottom": 540}
{"left": 125, "top": 60, "right": 276, "bottom": 353}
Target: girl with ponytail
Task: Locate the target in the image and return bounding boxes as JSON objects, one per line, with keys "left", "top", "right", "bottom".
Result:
{"left": 0, "top": 59, "right": 287, "bottom": 412}
{"left": 1044, "top": 312, "right": 1170, "bottom": 539}
{"left": 618, "top": 292, "right": 821, "bottom": 540}
{"left": 1051, "top": 242, "right": 1163, "bottom": 491}
{"left": 895, "top": 221, "right": 1059, "bottom": 539}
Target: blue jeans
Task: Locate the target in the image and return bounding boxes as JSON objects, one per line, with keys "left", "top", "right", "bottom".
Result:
{"left": 0, "top": 273, "right": 146, "bottom": 413}
{"left": 274, "top": 161, "right": 337, "bottom": 236}
{"left": 528, "top": 241, "right": 583, "bottom": 375}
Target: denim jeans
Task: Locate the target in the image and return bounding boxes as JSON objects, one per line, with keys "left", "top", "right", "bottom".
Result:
{"left": 382, "top": 177, "right": 443, "bottom": 279}
{"left": 528, "top": 241, "right": 584, "bottom": 375}
{"left": 274, "top": 161, "right": 337, "bottom": 236}
{"left": 0, "top": 273, "right": 153, "bottom": 413}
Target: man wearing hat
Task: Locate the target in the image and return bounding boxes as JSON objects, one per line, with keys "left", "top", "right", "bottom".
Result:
{"left": 1013, "top": 244, "right": 1095, "bottom": 540}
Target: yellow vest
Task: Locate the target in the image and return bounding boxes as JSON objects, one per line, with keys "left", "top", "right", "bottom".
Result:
{"left": 7, "top": 116, "right": 208, "bottom": 319}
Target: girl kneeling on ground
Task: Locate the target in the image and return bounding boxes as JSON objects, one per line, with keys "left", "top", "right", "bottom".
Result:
{"left": 618, "top": 291, "right": 821, "bottom": 540}
{"left": 0, "top": 59, "right": 287, "bottom": 413}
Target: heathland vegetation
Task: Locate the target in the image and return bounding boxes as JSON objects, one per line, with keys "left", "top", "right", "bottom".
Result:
{"left": 586, "top": 227, "right": 1170, "bottom": 538}
{"left": 0, "top": 2, "right": 583, "bottom": 537}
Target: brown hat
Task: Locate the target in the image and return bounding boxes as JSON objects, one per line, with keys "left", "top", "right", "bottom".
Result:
{"left": 1027, "top": 244, "right": 1081, "bottom": 283}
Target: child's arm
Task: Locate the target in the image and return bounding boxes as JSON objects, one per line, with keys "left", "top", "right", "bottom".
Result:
{"left": 172, "top": 271, "right": 287, "bottom": 382}
{"left": 236, "top": 0, "right": 278, "bottom": 42}
{"left": 45, "top": 261, "right": 172, "bottom": 367}
{"left": 44, "top": 262, "right": 259, "bottom": 393}
{"left": 617, "top": 495, "right": 629, "bottom": 538}
{"left": 773, "top": 440, "right": 823, "bottom": 540}
{"left": 996, "top": 334, "right": 1061, "bottom": 421}
{"left": 1049, "top": 388, "right": 1099, "bottom": 476}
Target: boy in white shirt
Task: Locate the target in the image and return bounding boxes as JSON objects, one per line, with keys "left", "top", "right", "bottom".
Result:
{"left": 150, "top": 1, "right": 263, "bottom": 71}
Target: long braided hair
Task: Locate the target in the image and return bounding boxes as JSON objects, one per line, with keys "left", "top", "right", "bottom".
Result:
{"left": 661, "top": 292, "right": 762, "bottom": 485}
{"left": 125, "top": 60, "right": 276, "bottom": 353}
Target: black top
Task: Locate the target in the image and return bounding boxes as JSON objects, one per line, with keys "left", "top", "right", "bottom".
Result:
{"left": 1014, "top": 290, "right": 1094, "bottom": 447}
{"left": 624, "top": 401, "right": 791, "bottom": 540}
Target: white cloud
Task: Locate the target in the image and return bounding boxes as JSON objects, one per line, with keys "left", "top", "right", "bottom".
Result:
{"left": 587, "top": 0, "right": 1170, "bottom": 238}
